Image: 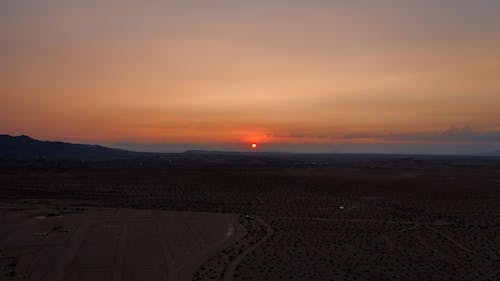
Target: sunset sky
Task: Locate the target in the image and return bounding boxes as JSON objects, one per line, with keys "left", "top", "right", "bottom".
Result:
{"left": 1, "top": 1, "right": 500, "bottom": 153}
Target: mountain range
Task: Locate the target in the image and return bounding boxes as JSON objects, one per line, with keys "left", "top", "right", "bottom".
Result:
{"left": 0, "top": 135, "right": 136, "bottom": 159}
{"left": 1, "top": 134, "right": 500, "bottom": 159}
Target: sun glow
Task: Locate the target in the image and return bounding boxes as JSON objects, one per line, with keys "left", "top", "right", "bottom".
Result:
{"left": 251, "top": 143, "right": 257, "bottom": 149}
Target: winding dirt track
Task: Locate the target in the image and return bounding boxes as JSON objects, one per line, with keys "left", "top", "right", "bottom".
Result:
{"left": 425, "top": 225, "right": 475, "bottom": 254}
{"left": 223, "top": 216, "right": 274, "bottom": 281}
{"left": 178, "top": 225, "right": 243, "bottom": 281}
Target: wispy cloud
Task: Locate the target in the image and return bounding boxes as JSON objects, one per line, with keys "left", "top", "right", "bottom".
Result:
{"left": 273, "top": 126, "right": 500, "bottom": 144}
{"left": 340, "top": 126, "right": 500, "bottom": 144}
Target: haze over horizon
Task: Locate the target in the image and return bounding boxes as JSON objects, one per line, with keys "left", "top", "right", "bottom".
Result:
{"left": 2, "top": 1, "right": 500, "bottom": 154}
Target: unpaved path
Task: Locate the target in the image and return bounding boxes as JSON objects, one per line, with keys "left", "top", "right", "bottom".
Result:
{"left": 425, "top": 225, "right": 475, "bottom": 254}
{"left": 223, "top": 216, "right": 274, "bottom": 281}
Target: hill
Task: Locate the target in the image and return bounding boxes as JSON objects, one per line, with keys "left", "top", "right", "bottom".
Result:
{"left": 0, "top": 135, "right": 137, "bottom": 159}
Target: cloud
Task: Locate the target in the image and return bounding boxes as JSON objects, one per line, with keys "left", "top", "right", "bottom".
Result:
{"left": 339, "top": 126, "right": 500, "bottom": 144}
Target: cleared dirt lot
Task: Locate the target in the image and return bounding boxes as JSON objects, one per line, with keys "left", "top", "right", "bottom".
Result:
{"left": 0, "top": 205, "right": 245, "bottom": 281}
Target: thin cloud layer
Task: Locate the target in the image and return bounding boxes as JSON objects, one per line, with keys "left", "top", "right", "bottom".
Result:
{"left": 339, "top": 126, "right": 500, "bottom": 144}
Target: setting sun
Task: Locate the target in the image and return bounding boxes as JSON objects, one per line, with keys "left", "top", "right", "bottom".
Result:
{"left": 1, "top": 2, "right": 499, "bottom": 280}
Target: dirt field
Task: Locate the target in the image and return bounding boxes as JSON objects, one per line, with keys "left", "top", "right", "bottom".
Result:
{"left": 0, "top": 203, "right": 244, "bottom": 281}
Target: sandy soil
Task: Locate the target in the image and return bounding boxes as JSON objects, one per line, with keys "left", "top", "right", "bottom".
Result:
{"left": 0, "top": 204, "right": 245, "bottom": 281}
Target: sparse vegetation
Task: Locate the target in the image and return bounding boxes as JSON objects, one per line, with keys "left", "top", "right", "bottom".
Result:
{"left": 1, "top": 154, "right": 499, "bottom": 280}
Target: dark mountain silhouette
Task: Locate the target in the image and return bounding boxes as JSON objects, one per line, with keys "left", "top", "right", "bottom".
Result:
{"left": 0, "top": 135, "right": 137, "bottom": 159}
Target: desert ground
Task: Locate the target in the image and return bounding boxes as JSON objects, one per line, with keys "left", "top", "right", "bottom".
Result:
{"left": 1, "top": 154, "right": 500, "bottom": 280}
{"left": 0, "top": 204, "right": 244, "bottom": 281}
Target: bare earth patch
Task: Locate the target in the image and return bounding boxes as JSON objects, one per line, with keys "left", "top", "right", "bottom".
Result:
{"left": 0, "top": 205, "right": 245, "bottom": 281}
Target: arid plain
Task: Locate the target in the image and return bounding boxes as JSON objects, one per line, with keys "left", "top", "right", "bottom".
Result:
{"left": 1, "top": 154, "right": 499, "bottom": 281}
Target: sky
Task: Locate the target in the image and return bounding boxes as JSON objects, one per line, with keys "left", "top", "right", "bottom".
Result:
{"left": 1, "top": 1, "right": 500, "bottom": 154}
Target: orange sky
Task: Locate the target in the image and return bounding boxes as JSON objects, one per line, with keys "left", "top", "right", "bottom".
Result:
{"left": 1, "top": 1, "right": 500, "bottom": 152}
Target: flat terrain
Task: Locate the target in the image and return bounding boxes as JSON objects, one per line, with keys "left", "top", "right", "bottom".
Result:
{"left": 0, "top": 204, "right": 244, "bottom": 281}
{"left": 1, "top": 154, "right": 500, "bottom": 280}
